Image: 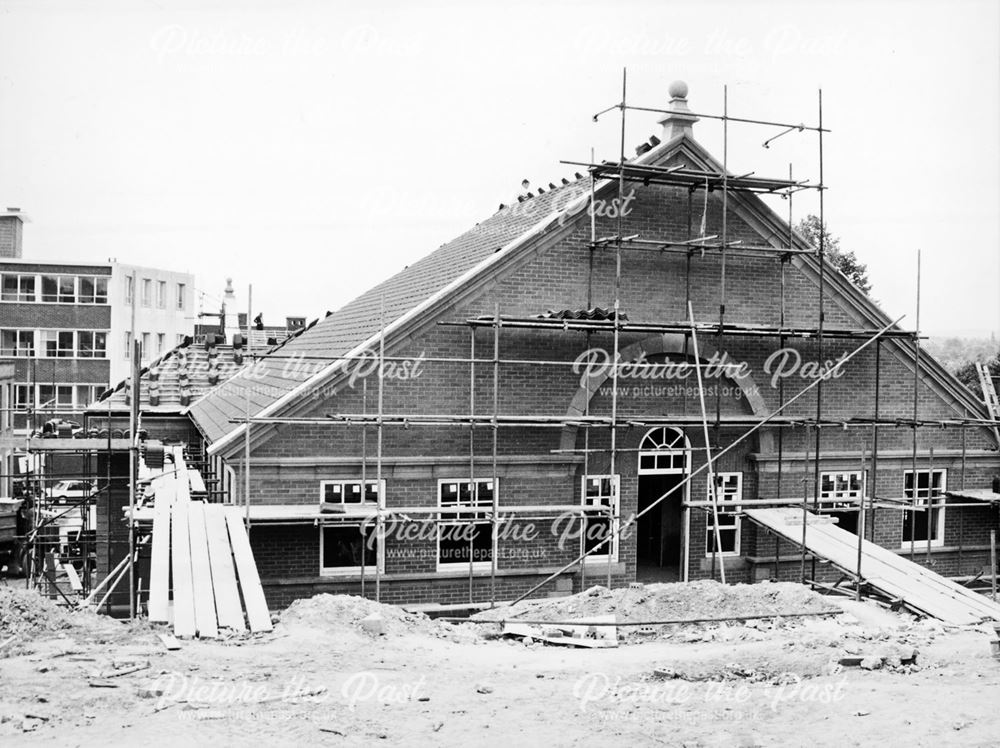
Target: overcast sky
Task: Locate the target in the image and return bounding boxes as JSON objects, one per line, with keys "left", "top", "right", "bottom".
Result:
{"left": 1, "top": 0, "right": 997, "bottom": 337}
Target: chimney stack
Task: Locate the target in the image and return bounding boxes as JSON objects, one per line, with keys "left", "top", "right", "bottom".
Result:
{"left": 0, "top": 208, "right": 25, "bottom": 258}
{"left": 222, "top": 277, "right": 243, "bottom": 343}
{"left": 657, "top": 81, "right": 699, "bottom": 142}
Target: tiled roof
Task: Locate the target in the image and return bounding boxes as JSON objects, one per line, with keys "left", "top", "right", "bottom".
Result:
{"left": 94, "top": 341, "right": 249, "bottom": 413}
{"left": 188, "top": 176, "right": 594, "bottom": 445}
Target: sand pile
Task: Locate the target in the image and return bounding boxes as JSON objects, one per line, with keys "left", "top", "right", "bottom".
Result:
{"left": 0, "top": 586, "right": 125, "bottom": 650}
{"left": 279, "top": 593, "right": 463, "bottom": 639}
{"left": 474, "top": 580, "right": 840, "bottom": 624}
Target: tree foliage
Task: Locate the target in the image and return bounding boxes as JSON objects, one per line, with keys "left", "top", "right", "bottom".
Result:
{"left": 795, "top": 215, "right": 872, "bottom": 295}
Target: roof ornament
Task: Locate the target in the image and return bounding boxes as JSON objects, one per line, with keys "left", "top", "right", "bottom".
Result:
{"left": 657, "top": 80, "right": 699, "bottom": 141}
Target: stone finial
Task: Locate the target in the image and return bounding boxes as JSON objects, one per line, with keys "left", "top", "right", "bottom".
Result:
{"left": 657, "top": 80, "right": 699, "bottom": 141}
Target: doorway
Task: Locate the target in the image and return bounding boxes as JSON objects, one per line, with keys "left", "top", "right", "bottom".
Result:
{"left": 635, "top": 427, "right": 689, "bottom": 583}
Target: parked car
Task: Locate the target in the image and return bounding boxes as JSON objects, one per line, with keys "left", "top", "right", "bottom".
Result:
{"left": 47, "top": 480, "right": 96, "bottom": 503}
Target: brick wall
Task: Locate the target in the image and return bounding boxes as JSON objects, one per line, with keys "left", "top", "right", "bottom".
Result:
{"left": 227, "top": 178, "right": 1000, "bottom": 606}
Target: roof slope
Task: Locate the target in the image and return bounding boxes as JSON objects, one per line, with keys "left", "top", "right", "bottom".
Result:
{"left": 188, "top": 179, "right": 593, "bottom": 443}
{"left": 191, "top": 128, "right": 993, "bottom": 454}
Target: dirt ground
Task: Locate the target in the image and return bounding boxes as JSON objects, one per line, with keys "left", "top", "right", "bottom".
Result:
{"left": 2, "top": 582, "right": 999, "bottom": 747}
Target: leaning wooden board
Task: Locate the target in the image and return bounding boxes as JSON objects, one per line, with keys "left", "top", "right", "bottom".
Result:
{"left": 187, "top": 501, "right": 218, "bottom": 638}
{"left": 745, "top": 508, "right": 1000, "bottom": 625}
{"left": 147, "top": 490, "right": 172, "bottom": 623}
{"left": 224, "top": 507, "right": 272, "bottom": 632}
{"left": 204, "top": 504, "right": 247, "bottom": 632}
{"left": 170, "top": 500, "right": 196, "bottom": 637}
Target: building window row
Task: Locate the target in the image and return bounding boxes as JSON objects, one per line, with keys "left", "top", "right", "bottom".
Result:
{"left": 127, "top": 276, "right": 185, "bottom": 310}
{"left": 14, "top": 383, "right": 105, "bottom": 411}
{"left": 1, "top": 329, "right": 107, "bottom": 359}
{"left": 313, "top": 467, "right": 953, "bottom": 575}
{"left": 1, "top": 273, "right": 109, "bottom": 304}
{"left": 125, "top": 331, "right": 173, "bottom": 360}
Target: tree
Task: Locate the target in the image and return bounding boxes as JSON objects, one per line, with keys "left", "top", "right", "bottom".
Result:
{"left": 796, "top": 215, "right": 872, "bottom": 295}
{"left": 954, "top": 349, "right": 1000, "bottom": 392}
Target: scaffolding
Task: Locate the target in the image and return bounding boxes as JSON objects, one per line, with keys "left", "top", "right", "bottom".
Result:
{"left": 214, "top": 72, "right": 1000, "bottom": 615}
{"left": 8, "top": 75, "right": 998, "bottom": 618}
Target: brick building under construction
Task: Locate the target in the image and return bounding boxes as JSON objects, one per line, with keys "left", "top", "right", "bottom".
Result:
{"left": 88, "top": 81, "right": 1000, "bottom": 613}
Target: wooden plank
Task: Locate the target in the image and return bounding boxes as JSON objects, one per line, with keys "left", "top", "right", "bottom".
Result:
{"left": 174, "top": 449, "right": 191, "bottom": 505}
{"left": 808, "top": 520, "right": 1000, "bottom": 621}
{"left": 157, "top": 633, "right": 181, "bottom": 651}
{"left": 225, "top": 507, "right": 272, "bottom": 633}
{"left": 62, "top": 563, "right": 82, "bottom": 592}
{"left": 751, "top": 511, "right": 984, "bottom": 624}
{"left": 170, "top": 500, "right": 196, "bottom": 638}
{"left": 188, "top": 469, "right": 207, "bottom": 494}
{"left": 204, "top": 504, "right": 246, "bottom": 632}
{"left": 745, "top": 508, "right": 1000, "bottom": 625}
{"left": 148, "top": 490, "right": 172, "bottom": 622}
{"left": 187, "top": 501, "right": 218, "bottom": 638}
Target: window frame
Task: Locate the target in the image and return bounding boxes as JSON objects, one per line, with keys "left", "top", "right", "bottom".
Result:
{"left": 901, "top": 469, "right": 947, "bottom": 548}
{"left": 319, "top": 479, "right": 383, "bottom": 507}
{"left": 38, "top": 384, "right": 74, "bottom": 409}
{"left": 77, "top": 330, "right": 107, "bottom": 359}
{"left": 41, "top": 330, "right": 75, "bottom": 358}
{"left": 176, "top": 283, "right": 186, "bottom": 310}
{"left": 40, "top": 274, "right": 77, "bottom": 304}
{"left": 580, "top": 474, "right": 620, "bottom": 563}
{"left": 705, "top": 471, "right": 742, "bottom": 557}
{"left": 436, "top": 478, "right": 496, "bottom": 572}
{"left": 819, "top": 470, "right": 866, "bottom": 535}
{"left": 1, "top": 329, "right": 35, "bottom": 357}
{"left": 141, "top": 278, "right": 152, "bottom": 307}
{"left": 317, "top": 479, "right": 384, "bottom": 576}
{"left": 1, "top": 273, "right": 37, "bottom": 302}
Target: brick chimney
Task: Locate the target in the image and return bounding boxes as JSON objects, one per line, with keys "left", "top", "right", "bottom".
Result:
{"left": 657, "top": 81, "right": 699, "bottom": 141}
{"left": 0, "top": 208, "right": 25, "bottom": 258}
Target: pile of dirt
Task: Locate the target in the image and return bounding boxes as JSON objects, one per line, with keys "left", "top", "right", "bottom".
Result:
{"left": 474, "top": 580, "right": 840, "bottom": 625}
{"left": 0, "top": 586, "right": 125, "bottom": 650}
{"left": 279, "top": 593, "right": 474, "bottom": 640}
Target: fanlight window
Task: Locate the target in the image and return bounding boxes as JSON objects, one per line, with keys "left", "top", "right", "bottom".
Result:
{"left": 639, "top": 427, "right": 686, "bottom": 451}
{"left": 638, "top": 427, "right": 688, "bottom": 473}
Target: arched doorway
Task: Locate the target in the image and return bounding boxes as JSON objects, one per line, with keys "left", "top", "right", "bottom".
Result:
{"left": 636, "top": 426, "right": 690, "bottom": 582}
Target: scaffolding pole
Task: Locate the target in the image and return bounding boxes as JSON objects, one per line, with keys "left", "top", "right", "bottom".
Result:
{"left": 689, "top": 302, "right": 725, "bottom": 583}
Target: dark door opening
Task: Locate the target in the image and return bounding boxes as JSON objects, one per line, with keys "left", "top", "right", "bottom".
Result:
{"left": 636, "top": 473, "right": 684, "bottom": 582}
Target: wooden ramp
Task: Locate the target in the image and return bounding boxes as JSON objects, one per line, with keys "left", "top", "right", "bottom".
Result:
{"left": 145, "top": 447, "right": 271, "bottom": 637}
{"left": 745, "top": 508, "right": 1000, "bottom": 626}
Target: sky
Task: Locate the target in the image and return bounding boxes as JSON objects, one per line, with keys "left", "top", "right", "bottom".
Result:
{"left": 1, "top": 0, "right": 998, "bottom": 338}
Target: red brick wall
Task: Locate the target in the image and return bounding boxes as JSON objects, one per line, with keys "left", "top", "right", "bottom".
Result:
{"left": 230, "top": 180, "right": 999, "bottom": 605}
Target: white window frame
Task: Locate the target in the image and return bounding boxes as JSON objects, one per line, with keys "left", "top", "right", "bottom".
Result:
{"left": 318, "top": 479, "right": 384, "bottom": 575}
{"left": 705, "top": 471, "right": 742, "bottom": 557}
{"left": 77, "top": 330, "right": 108, "bottom": 359}
{"left": 819, "top": 470, "right": 865, "bottom": 533}
{"left": 901, "top": 469, "right": 947, "bottom": 548}
{"left": 176, "top": 283, "right": 186, "bottom": 310}
{"left": 141, "top": 278, "right": 151, "bottom": 307}
{"left": 436, "top": 478, "right": 496, "bottom": 572}
{"left": 319, "top": 479, "right": 383, "bottom": 507}
{"left": 14, "top": 383, "right": 34, "bottom": 408}
{"left": 638, "top": 426, "right": 689, "bottom": 474}
{"left": 125, "top": 276, "right": 134, "bottom": 305}
{"left": 37, "top": 384, "right": 74, "bottom": 409}
{"left": 581, "top": 474, "right": 620, "bottom": 563}
{"left": 77, "top": 276, "right": 109, "bottom": 304}
{"left": 41, "top": 329, "right": 75, "bottom": 358}
{"left": 1, "top": 273, "right": 37, "bottom": 302}
{"left": 156, "top": 280, "right": 166, "bottom": 308}
{"left": 1, "top": 329, "right": 35, "bottom": 357}
{"left": 74, "top": 384, "right": 105, "bottom": 408}
{"left": 40, "top": 274, "right": 77, "bottom": 304}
